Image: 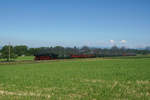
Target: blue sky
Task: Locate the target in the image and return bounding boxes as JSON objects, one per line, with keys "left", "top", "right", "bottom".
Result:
{"left": 0, "top": 0, "right": 150, "bottom": 48}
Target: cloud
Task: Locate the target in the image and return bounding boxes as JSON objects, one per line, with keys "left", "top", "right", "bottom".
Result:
{"left": 120, "top": 40, "right": 127, "bottom": 44}
{"left": 110, "top": 40, "right": 115, "bottom": 44}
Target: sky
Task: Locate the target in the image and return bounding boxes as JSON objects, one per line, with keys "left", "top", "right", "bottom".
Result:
{"left": 0, "top": 0, "right": 150, "bottom": 48}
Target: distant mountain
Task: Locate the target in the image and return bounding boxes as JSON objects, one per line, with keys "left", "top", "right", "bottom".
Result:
{"left": 136, "top": 48, "right": 145, "bottom": 50}
{"left": 146, "top": 47, "right": 150, "bottom": 51}
{"left": 136, "top": 47, "right": 150, "bottom": 51}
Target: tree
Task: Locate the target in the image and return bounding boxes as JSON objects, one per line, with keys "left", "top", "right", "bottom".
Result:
{"left": 92, "top": 48, "right": 101, "bottom": 55}
{"left": 73, "top": 46, "right": 80, "bottom": 55}
{"left": 14, "top": 45, "right": 28, "bottom": 56}
{"left": 64, "top": 47, "right": 74, "bottom": 55}
{"left": 0, "top": 52, "right": 2, "bottom": 59}
{"left": 110, "top": 46, "right": 120, "bottom": 55}
{"left": 80, "top": 46, "right": 91, "bottom": 54}
{"left": 1, "top": 45, "right": 17, "bottom": 61}
{"left": 28, "top": 48, "right": 41, "bottom": 56}
{"left": 53, "top": 46, "right": 65, "bottom": 56}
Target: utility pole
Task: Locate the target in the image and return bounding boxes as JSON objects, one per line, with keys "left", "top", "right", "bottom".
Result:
{"left": 8, "top": 42, "right": 11, "bottom": 62}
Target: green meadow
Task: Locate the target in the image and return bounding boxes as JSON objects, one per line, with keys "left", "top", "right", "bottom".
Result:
{"left": 0, "top": 58, "right": 150, "bottom": 100}
{"left": 16, "top": 56, "right": 34, "bottom": 61}
{"left": 0, "top": 56, "right": 34, "bottom": 62}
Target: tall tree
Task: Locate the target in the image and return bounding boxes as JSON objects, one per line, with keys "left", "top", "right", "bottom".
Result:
{"left": 14, "top": 45, "right": 28, "bottom": 56}
{"left": 1, "top": 45, "right": 17, "bottom": 61}
{"left": 28, "top": 48, "right": 41, "bottom": 56}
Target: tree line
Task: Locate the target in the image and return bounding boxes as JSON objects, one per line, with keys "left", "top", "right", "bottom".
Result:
{"left": 0, "top": 45, "right": 150, "bottom": 61}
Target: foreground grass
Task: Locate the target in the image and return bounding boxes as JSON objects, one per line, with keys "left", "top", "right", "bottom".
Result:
{"left": 0, "top": 58, "right": 150, "bottom": 100}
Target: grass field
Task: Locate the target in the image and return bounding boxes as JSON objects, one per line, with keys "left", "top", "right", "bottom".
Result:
{"left": 0, "top": 56, "right": 34, "bottom": 62}
{"left": 0, "top": 58, "right": 150, "bottom": 100}
{"left": 16, "top": 56, "right": 34, "bottom": 61}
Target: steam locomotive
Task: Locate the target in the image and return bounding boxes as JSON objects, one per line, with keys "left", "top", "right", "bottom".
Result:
{"left": 34, "top": 51, "right": 136, "bottom": 60}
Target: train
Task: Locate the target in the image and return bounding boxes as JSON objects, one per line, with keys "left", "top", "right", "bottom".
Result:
{"left": 34, "top": 52, "right": 136, "bottom": 60}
